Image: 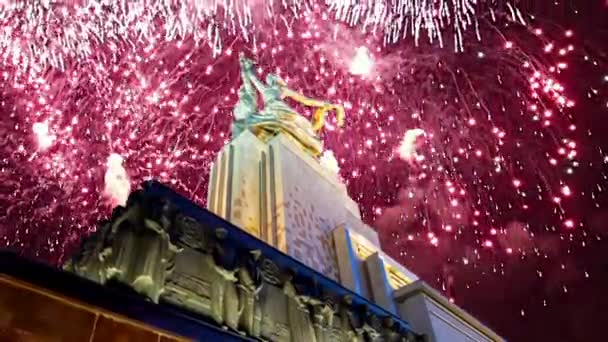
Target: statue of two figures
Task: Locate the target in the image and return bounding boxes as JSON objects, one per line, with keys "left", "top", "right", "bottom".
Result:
{"left": 233, "top": 53, "right": 345, "bottom": 157}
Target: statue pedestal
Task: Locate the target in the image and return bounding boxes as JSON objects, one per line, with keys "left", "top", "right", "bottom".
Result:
{"left": 208, "top": 131, "right": 362, "bottom": 279}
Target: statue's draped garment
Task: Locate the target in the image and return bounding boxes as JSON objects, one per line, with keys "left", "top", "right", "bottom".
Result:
{"left": 232, "top": 56, "right": 328, "bottom": 156}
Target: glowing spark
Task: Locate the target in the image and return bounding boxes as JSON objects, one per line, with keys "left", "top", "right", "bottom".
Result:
{"left": 32, "top": 122, "right": 55, "bottom": 150}
{"left": 319, "top": 150, "right": 340, "bottom": 175}
{"left": 397, "top": 128, "right": 425, "bottom": 162}
{"left": 349, "top": 47, "right": 374, "bottom": 76}
{"left": 104, "top": 153, "right": 131, "bottom": 207}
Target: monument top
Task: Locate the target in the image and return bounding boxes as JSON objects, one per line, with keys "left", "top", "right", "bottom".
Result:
{"left": 231, "top": 53, "right": 345, "bottom": 157}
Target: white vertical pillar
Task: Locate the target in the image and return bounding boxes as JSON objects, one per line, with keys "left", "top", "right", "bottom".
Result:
{"left": 364, "top": 252, "right": 397, "bottom": 314}
{"left": 332, "top": 226, "right": 364, "bottom": 295}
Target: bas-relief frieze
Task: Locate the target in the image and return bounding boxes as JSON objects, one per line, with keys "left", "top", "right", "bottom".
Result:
{"left": 66, "top": 191, "right": 420, "bottom": 342}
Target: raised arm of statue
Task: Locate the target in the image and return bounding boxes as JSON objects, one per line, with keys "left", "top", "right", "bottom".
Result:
{"left": 280, "top": 87, "right": 327, "bottom": 107}
{"left": 241, "top": 61, "right": 269, "bottom": 95}
{"left": 233, "top": 54, "right": 258, "bottom": 123}
{"left": 238, "top": 54, "right": 257, "bottom": 100}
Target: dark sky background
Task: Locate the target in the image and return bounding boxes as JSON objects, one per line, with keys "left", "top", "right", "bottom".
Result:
{"left": 375, "top": 2, "right": 608, "bottom": 341}
{"left": 489, "top": 2, "right": 608, "bottom": 340}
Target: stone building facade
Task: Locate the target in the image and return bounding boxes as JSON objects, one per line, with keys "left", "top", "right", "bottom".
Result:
{"left": 208, "top": 131, "right": 504, "bottom": 342}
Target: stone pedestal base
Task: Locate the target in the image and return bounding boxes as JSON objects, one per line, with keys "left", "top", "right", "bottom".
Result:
{"left": 208, "top": 131, "right": 362, "bottom": 279}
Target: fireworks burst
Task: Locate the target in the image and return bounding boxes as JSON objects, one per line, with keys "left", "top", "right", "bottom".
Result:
{"left": 397, "top": 128, "right": 425, "bottom": 161}
{"left": 0, "top": 1, "right": 606, "bottom": 339}
{"left": 0, "top": 0, "right": 523, "bottom": 72}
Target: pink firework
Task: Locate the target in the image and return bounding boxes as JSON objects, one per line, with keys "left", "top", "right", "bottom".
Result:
{"left": 0, "top": 1, "right": 607, "bottom": 339}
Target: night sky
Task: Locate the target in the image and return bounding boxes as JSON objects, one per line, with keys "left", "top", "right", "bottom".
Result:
{"left": 490, "top": 2, "right": 607, "bottom": 340}
{"left": 0, "top": 1, "right": 607, "bottom": 341}
{"left": 375, "top": 2, "right": 608, "bottom": 340}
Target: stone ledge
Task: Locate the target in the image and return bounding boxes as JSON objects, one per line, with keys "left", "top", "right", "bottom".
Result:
{"left": 394, "top": 281, "right": 504, "bottom": 342}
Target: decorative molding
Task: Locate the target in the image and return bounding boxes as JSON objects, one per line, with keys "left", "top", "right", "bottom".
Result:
{"left": 331, "top": 226, "right": 363, "bottom": 295}
{"left": 66, "top": 182, "right": 423, "bottom": 342}
{"left": 365, "top": 252, "right": 398, "bottom": 314}
{"left": 341, "top": 227, "right": 418, "bottom": 291}
{"left": 394, "top": 281, "right": 504, "bottom": 342}
{"left": 385, "top": 265, "right": 412, "bottom": 290}
{"left": 226, "top": 143, "right": 235, "bottom": 222}
{"left": 268, "top": 143, "right": 280, "bottom": 251}
{"left": 354, "top": 239, "right": 376, "bottom": 260}
{"left": 428, "top": 306, "right": 490, "bottom": 342}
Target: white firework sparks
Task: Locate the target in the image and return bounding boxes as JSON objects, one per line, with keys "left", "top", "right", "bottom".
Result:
{"left": 349, "top": 46, "right": 374, "bottom": 76}
{"left": 397, "top": 128, "right": 425, "bottom": 162}
{"left": 0, "top": 0, "right": 517, "bottom": 71}
{"left": 32, "top": 121, "right": 55, "bottom": 150}
{"left": 104, "top": 153, "right": 130, "bottom": 206}
{"left": 320, "top": 149, "right": 341, "bottom": 175}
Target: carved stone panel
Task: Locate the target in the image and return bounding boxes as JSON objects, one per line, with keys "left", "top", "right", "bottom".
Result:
{"left": 174, "top": 215, "right": 208, "bottom": 251}
{"left": 163, "top": 248, "right": 212, "bottom": 315}
{"left": 259, "top": 284, "right": 290, "bottom": 341}
{"left": 66, "top": 191, "right": 421, "bottom": 342}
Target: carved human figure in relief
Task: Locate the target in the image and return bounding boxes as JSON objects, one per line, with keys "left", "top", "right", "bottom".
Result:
{"left": 283, "top": 278, "right": 317, "bottom": 341}
{"left": 233, "top": 53, "right": 345, "bottom": 157}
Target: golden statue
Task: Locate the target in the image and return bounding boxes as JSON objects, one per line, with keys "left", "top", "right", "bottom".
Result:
{"left": 232, "top": 53, "right": 345, "bottom": 157}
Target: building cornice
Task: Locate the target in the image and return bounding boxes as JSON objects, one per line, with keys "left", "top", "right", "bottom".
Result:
{"left": 64, "top": 180, "right": 423, "bottom": 341}
{"left": 394, "top": 280, "right": 505, "bottom": 342}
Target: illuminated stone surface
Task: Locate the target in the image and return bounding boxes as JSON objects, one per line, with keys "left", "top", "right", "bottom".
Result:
{"left": 208, "top": 131, "right": 362, "bottom": 279}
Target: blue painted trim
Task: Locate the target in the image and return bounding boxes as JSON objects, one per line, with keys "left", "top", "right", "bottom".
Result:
{"left": 142, "top": 180, "right": 415, "bottom": 333}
